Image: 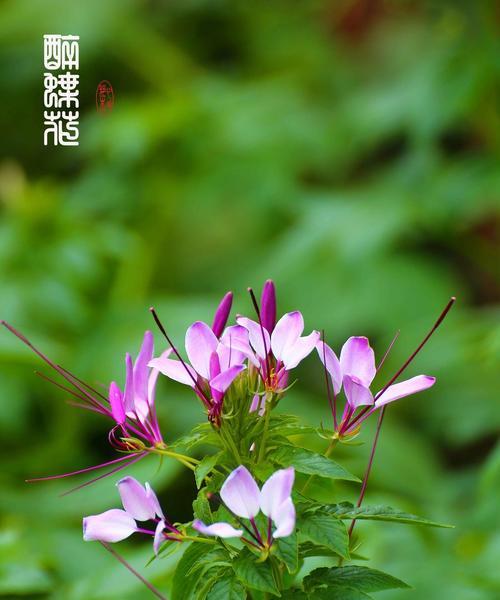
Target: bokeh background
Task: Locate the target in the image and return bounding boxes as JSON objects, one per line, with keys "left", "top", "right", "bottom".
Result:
{"left": 0, "top": 0, "right": 499, "bottom": 598}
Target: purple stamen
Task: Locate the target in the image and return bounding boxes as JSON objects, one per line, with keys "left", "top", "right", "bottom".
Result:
{"left": 26, "top": 453, "right": 137, "bottom": 482}
{"left": 247, "top": 287, "right": 272, "bottom": 386}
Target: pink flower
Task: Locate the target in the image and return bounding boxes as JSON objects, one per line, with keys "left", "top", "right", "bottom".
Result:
{"left": 317, "top": 336, "right": 435, "bottom": 435}
{"left": 83, "top": 476, "right": 181, "bottom": 555}
{"left": 149, "top": 321, "right": 246, "bottom": 424}
{"left": 193, "top": 465, "right": 295, "bottom": 546}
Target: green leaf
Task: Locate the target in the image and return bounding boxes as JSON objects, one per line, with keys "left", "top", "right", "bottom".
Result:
{"left": 308, "top": 588, "right": 373, "bottom": 600}
{"left": 207, "top": 574, "right": 247, "bottom": 599}
{"left": 171, "top": 543, "right": 216, "bottom": 600}
{"left": 192, "top": 490, "right": 213, "bottom": 523}
{"left": 194, "top": 453, "right": 222, "bottom": 488}
{"left": 280, "top": 591, "right": 308, "bottom": 600}
{"left": 304, "top": 566, "right": 410, "bottom": 594}
{"left": 297, "top": 510, "right": 349, "bottom": 559}
{"left": 325, "top": 503, "right": 453, "bottom": 528}
{"left": 274, "top": 532, "right": 298, "bottom": 573}
{"left": 233, "top": 548, "right": 280, "bottom": 597}
{"left": 273, "top": 446, "right": 360, "bottom": 482}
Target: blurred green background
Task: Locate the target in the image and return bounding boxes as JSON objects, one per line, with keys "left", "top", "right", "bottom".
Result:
{"left": 0, "top": 0, "right": 499, "bottom": 598}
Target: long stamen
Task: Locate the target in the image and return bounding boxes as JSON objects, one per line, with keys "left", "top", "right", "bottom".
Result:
{"left": 376, "top": 330, "right": 400, "bottom": 372}
{"left": 61, "top": 451, "right": 147, "bottom": 496}
{"left": 100, "top": 542, "right": 167, "bottom": 600}
{"left": 348, "top": 297, "right": 455, "bottom": 536}
{"left": 26, "top": 453, "right": 137, "bottom": 482}
{"left": 149, "top": 308, "right": 211, "bottom": 406}
{"left": 1, "top": 321, "right": 104, "bottom": 411}
{"left": 247, "top": 287, "right": 272, "bottom": 386}
{"left": 321, "top": 330, "right": 337, "bottom": 430}
{"left": 57, "top": 364, "right": 108, "bottom": 402}
{"left": 35, "top": 370, "right": 90, "bottom": 405}
{"left": 348, "top": 405, "right": 386, "bottom": 538}
{"left": 374, "top": 297, "right": 456, "bottom": 403}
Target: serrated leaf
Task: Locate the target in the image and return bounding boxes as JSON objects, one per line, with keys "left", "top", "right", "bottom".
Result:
{"left": 304, "top": 566, "right": 410, "bottom": 594}
{"left": 309, "top": 587, "right": 373, "bottom": 600}
{"left": 171, "top": 543, "right": 215, "bottom": 600}
{"left": 207, "top": 574, "right": 247, "bottom": 599}
{"left": 195, "top": 453, "right": 222, "bottom": 488}
{"left": 273, "top": 446, "right": 360, "bottom": 482}
{"left": 233, "top": 548, "right": 280, "bottom": 597}
{"left": 297, "top": 511, "right": 349, "bottom": 559}
{"left": 274, "top": 532, "right": 298, "bottom": 573}
{"left": 325, "top": 503, "right": 453, "bottom": 527}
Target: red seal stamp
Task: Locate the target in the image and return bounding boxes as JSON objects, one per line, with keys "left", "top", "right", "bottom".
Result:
{"left": 96, "top": 80, "right": 114, "bottom": 113}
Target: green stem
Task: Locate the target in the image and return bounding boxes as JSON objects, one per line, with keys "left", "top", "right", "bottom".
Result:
{"left": 219, "top": 426, "right": 242, "bottom": 464}
{"left": 257, "top": 395, "right": 273, "bottom": 462}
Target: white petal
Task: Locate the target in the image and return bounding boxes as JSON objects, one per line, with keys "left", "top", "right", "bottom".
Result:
{"left": 343, "top": 375, "right": 374, "bottom": 409}
{"left": 185, "top": 321, "right": 218, "bottom": 379}
{"left": 375, "top": 375, "right": 436, "bottom": 407}
{"left": 148, "top": 357, "right": 197, "bottom": 387}
{"left": 272, "top": 498, "right": 296, "bottom": 539}
{"left": 260, "top": 467, "right": 295, "bottom": 519}
{"left": 316, "top": 341, "right": 342, "bottom": 395}
{"left": 117, "top": 476, "right": 156, "bottom": 521}
{"left": 281, "top": 330, "right": 321, "bottom": 370}
{"left": 220, "top": 465, "right": 261, "bottom": 519}
{"left": 192, "top": 520, "right": 243, "bottom": 538}
{"left": 270, "top": 311, "right": 304, "bottom": 362}
{"left": 83, "top": 509, "right": 137, "bottom": 543}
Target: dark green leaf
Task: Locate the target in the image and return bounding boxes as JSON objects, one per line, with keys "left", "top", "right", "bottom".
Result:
{"left": 273, "top": 446, "right": 360, "bottom": 482}
{"left": 275, "top": 532, "right": 298, "bottom": 573}
{"left": 297, "top": 511, "right": 349, "bottom": 559}
{"left": 192, "top": 490, "right": 213, "bottom": 524}
{"left": 304, "top": 566, "right": 410, "bottom": 593}
{"left": 325, "top": 503, "right": 453, "bottom": 528}
{"left": 233, "top": 548, "right": 280, "bottom": 597}
{"left": 309, "top": 587, "right": 373, "bottom": 600}
{"left": 171, "top": 543, "right": 215, "bottom": 600}
{"left": 207, "top": 574, "right": 247, "bottom": 599}
{"left": 195, "top": 452, "right": 222, "bottom": 488}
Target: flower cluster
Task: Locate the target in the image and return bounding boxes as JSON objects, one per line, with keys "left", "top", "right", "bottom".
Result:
{"left": 1, "top": 280, "right": 454, "bottom": 599}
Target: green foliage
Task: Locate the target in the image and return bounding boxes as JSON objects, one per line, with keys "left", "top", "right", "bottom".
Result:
{"left": 233, "top": 548, "right": 280, "bottom": 597}
{"left": 0, "top": 0, "right": 498, "bottom": 598}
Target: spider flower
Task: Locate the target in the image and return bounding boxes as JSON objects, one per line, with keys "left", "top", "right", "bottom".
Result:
{"left": 237, "top": 310, "right": 320, "bottom": 393}
{"left": 193, "top": 465, "right": 295, "bottom": 548}
{"left": 149, "top": 321, "right": 246, "bottom": 424}
{"left": 108, "top": 330, "right": 170, "bottom": 449}
{"left": 83, "top": 476, "right": 182, "bottom": 554}
{"left": 316, "top": 336, "right": 435, "bottom": 435}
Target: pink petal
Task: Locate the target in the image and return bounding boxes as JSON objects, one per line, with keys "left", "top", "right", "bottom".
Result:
{"left": 83, "top": 509, "right": 137, "bottom": 543}
{"left": 339, "top": 337, "right": 376, "bottom": 387}
{"left": 272, "top": 497, "right": 296, "bottom": 539}
{"left": 220, "top": 465, "right": 260, "bottom": 519}
{"left": 236, "top": 317, "right": 270, "bottom": 361}
{"left": 210, "top": 365, "right": 245, "bottom": 394}
{"left": 343, "top": 374, "right": 374, "bottom": 409}
{"left": 133, "top": 331, "right": 154, "bottom": 414}
{"left": 148, "top": 357, "right": 197, "bottom": 387}
{"left": 260, "top": 467, "right": 294, "bottom": 520}
{"left": 212, "top": 292, "right": 233, "bottom": 338}
{"left": 280, "top": 330, "right": 320, "bottom": 370}
{"left": 249, "top": 393, "right": 260, "bottom": 413}
{"left": 117, "top": 476, "right": 156, "bottom": 521}
{"left": 153, "top": 519, "right": 166, "bottom": 555}
{"left": 109, "top": 381, "right": 125, "bottom": 425}
{"left": 220, "top": 325, "right": 258, "bottom": 368}
{"left": 375, "top": 375, "right": 436, "bottom": 408}
{"left": 209, "top": 351, "right": 221, "bottom": 380}
{"left": 145, "top": 482, "right": 164, "bottom": 519}
{"left": 316, "top": 341, "right": 342, "bottom": 395}
{"left": 192, "top": 519, "right": 243, "bottom": 538}
{"left": 185, "top": 321, "right": 218, "bottom": 380}
{"left": 147, "top": 349, "right": 172, "bottom": 408}
{"left": 271, "top": 311, "right": 304, "bottom": 362}
{"left": 123, "top": 353, "right": 135, "bottom": 414}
